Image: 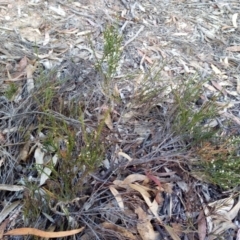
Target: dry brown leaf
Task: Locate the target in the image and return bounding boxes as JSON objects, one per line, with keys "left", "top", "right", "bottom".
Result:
{"left": 4, "top": 227, "right": 84, "bottom": 238}
{"left": 197, "top": 211, "right": 207, "bottom": 240}
{"left": 203, "top": 83, "right": 217, "bottom": 92}
{"left": 19, "top": 141, "right": 31, "bottom": 161}
{"left": 26, "top": 63, "right": 37, "bottom": 93}
{"left": 0, "top": 218, "right": 9, "bottom": 239}
{"left": 123, "top": 174, "right": 148, "bottom": 185}
{"left": 232, "top": 13, "right": 238, "bottom": 28}
{"left": 0, "top": 132, "right": 5, "bottom": 144}
{"left": 104, "top": 112, "right": 113, "bottom": 130}
{"left": 113, "top": 180, "right": 126, "bottom": 188}
{"left": 0, "top": 185, "right": 25, "bottom": 192}
{"left": 211, "top": 64, "right": 222, "bottom": 75}
{"left": 155, "top": 191, "right": 164, "bottom": 205}
{"left": 224, "top": 196, "right": 240, "bottom": 220}
{"left": 135, "top": 207, "right": 159, "bottom": 240}
{"left": 129, "top": 184, "right": 150, "bottom": 197}
{"left": 118, "top": 151, "right": 132, "bottom": 161}
{"left": 208, "top": 197, "right": 234, "bottom": 215}
{"left": 162, "top": 183, "right": 173, "bottom": 194}
{"left": 226, "top": 46, "right": 240, "bottom": 52}
{"left": 113, "top": 84, "right": 120, "bottom": 98}
{"left": 43, "top": 31, "right": 50, "bottom": 46}
{"left": 16, "top": 56, "right": 28, "bottom": 72}
{"left": 34, "top": 147, "right": 45, "bottom": 166}
{"left": 6, "top": 56, "right": 28, "bottom": 82}
{"left": 129, "top": 184, "right": 162, "bottom": 224}
{"left": 199, "top": 194, "right": 239, "bottom": 239}
{"left": 40, "top": 154, "right": 58, "bottom": 186}
{"left": 137, "top": 49, "right": 153, "bottom": 64}
{"left": 164, "top": 225, "right": 181, "bottom": 240}
{"left": 0, "top": 158, "right": 5, "bottom": 167}
{"left": 109, "top": 186, "right": 124, "bottom": 211}
{"left": 145, "top": 171, "right": 162, "bottom": 189}
{"left": 211, "top": 80, "right": 227, "bottom": 96}
{"left": 41, "top": 225, "right": 56, "bottom": 240}
{"left": 102, "top": 222, "right": 136, "bottom": 240}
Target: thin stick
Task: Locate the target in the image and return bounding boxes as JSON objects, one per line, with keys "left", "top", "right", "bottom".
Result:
{"left": 121, "top": 25, "right": 144, "bottom": 49}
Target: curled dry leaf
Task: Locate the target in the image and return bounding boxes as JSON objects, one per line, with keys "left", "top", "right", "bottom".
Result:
{"left": 17, "top": 56, "right": 28, "bottom": 72}
{"left": 34, "top": 147, "right": 45, "bottom": 166}
{"left": 145, "top": 171, "right": 162, "bottom": 189}
{"left": 4, "top": 227, "right": 84, "bottom": 238}
{"left": 39, "top": 154, "right": 58, "bottom": 186}
{"left": 129, "top": 184, "right": 162, "bottom": 224}
{"left": 118, "top": 151, "right": 132, "bottom": 161}
{"left": 104, "top": 112, "right": 113, "bottom": 130}
{"left": 123, "top": 174, "right": 148, "bottom": 184}
{"left": 19, "top": 141, "right": 31, "bottom": 161}
{"left": 200, "top": 195, "right": 240, "bottom": 239}
{"left": 109, "top": 186, "right": 124, "bottom": 211}
{"left": 211, "top": 64, "right": 222, "bottom": 75}
{"left": 232, "top": 13, "right": 238, "bottom": 28}
{"left": 197, "top": 210, "right": 207, "bottom": 240}
{"left": 113, "top": 84, "right": 120, "bottom": 98}
{"left": 135, "top": 207, "right": 159, "bottom": 240}
{"left": 0, "top": 218, "right": 9, "bottom": 239}
{"left": 208, "top": 197, "right": 234, "bottom": 215}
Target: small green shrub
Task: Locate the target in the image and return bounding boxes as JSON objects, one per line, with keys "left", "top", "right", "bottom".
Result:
{"left": 197, "top": 137, "right": 240, "bottom": 189}
{"left": 5, "top": 83, "right": 18, "bottom": 100}
{"left": 171, "top": 77, "right": 220, "bottom": 145}
{"left": 91, "top": 25, "right": 123, "bottom": 100}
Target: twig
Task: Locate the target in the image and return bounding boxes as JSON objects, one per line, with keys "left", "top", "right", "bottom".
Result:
{"left": 121, "top": 25, "right": 144, "bottom": 49}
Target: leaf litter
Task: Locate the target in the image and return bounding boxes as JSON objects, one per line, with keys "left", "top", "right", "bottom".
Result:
{"left": 1, "top": 0, "right": 240, "bottom": 239}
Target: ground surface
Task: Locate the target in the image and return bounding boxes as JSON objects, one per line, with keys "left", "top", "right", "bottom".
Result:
{"left": 1, "top": 0, "right": 240, "bottom": 239}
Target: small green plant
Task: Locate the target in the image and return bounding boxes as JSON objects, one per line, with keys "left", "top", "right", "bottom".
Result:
{"left": 33, "top": 69, "right": 59, "bottom": 112}
{"left": 91, "top": 25, "right": 122, "bottom": 98}
{"left": 197, "top": 137, "right": 240, "bottom": 189}
{"left": 22, "top": 181, "right": 50, "bottom": 224}
{"left": 5, "top": 82, "right": 18, "bottom": 100}
{"left": 168, "top": 75, "right": 240, "bottom": 189}
{"left": 96, "top": 25, "right": 122, "bottom": 80}
{"left": 171, "top": 76, "right": 220, "bottom": 145}
{"left": 19, "top": 59, "right": 108, "bottom": 225}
